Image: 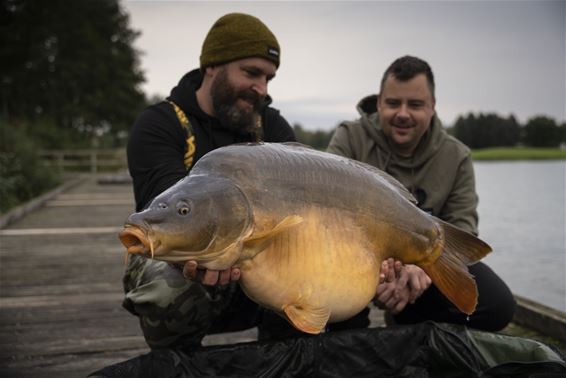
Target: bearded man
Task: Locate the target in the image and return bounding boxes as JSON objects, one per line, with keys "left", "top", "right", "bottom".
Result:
{"left": 123, "top": 13, "right": 296, "bottom": 349}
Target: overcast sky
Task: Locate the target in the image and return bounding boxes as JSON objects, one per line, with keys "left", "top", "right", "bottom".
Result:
{"left": 122, "top": 0, "right": 565, "bottom": 131}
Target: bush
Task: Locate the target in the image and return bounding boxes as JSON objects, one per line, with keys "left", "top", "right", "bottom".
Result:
{"left": 523, "top": 116, "right": 563, "bottom": 147}
{"left": 0, "top": 120, "right": 61, "bottom": 213}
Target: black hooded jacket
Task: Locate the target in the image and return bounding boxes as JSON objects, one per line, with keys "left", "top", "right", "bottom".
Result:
{"left": 127, "top": 69, "right": 296, "bottom": 211}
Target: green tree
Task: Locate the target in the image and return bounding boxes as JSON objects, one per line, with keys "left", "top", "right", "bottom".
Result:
{"left": 0, "top": 119, "right": 60, "bottom": 212}
{"left": 293, "top": 124, "right": 334, "bottom": 150}
{"left": 452, "top": 112, "right": 520, "bottom": 148}
{"left": 560, "top": 122, "right": 566, "bottom": 145}
{"left": 453, "top": 113, "right": 477, "bottom": 148}
{"left": 523, "top": 116, "right": 562, "bottom": 147}
{"left": 1, "top": 0, "right": 146, "bottom": 147}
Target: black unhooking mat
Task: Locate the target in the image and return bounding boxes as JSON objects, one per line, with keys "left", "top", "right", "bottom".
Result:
{"left": 89, "top": 322, "right": 566, "bottom": 378}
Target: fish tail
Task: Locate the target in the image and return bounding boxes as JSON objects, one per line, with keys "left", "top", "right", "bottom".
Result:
{"left": 423, "top": 220, "right": 492, "bottom": 315}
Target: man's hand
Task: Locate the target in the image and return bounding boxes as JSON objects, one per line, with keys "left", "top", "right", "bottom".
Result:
{"left": 375, "top": 258, "right": 410, "bottom": 314}
{"left": 374, "top": 258, "right": 431, "bottom": 314}
{"left": 403, "top": 262, "right": 431, "bottom": 304}
{"left": 182, "top": 261, "right": 241, "bottom": 286}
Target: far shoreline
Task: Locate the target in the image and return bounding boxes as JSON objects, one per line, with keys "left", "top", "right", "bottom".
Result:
{"left": 471, "top": 147, "right": 566, "bottom": 161}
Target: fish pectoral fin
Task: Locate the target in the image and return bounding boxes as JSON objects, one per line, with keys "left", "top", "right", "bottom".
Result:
{"left": 200, "top": 240, "right": 243, "bottom": 270}
{"left": 283, "top": 302, "right": 330, "bottom": 334}
{"left": 242, "top": 215, "right": 304, "bottom": 259}
{"left": 250, "top": 215, "right": 304, "bottom": 241}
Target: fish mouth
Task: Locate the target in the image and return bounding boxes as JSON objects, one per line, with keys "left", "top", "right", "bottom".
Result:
{"left": 119, "top": 225, "right": 159, "bottom": 258}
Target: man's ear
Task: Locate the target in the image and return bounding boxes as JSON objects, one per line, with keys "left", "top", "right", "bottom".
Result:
{"left": 204, "top": 65, "right": 224, "bottom": 81}
{"left": 204, "top": 66, "right": 216, "bottom": 78}
{"left": 376, "top": 94, "right": 382, "bottom": 112}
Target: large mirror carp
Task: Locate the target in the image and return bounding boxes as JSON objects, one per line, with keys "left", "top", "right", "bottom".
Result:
{"left": 119, "top": 142, "right": 491, "bottom": 334}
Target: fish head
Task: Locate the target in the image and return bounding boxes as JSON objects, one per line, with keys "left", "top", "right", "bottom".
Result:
{"left": 119, "top": 174, "right": 252, "bottom": 266}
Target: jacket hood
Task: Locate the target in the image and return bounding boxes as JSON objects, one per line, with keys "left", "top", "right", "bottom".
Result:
{"left": 355, "top": 94, "right": 446, "bottom": 168}
{"left": 168, "top": 69, "right": 210, "bottom": 122}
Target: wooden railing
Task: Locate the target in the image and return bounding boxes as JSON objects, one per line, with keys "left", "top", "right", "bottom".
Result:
{"left": 38, "top": 148, "right": 127, "bottom": 174}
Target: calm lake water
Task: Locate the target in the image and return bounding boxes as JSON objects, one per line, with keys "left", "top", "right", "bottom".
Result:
{"left": 474, "top": 160, "right": 565, "bottom": 312}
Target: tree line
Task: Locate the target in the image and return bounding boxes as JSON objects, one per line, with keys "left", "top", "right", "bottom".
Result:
{"left": 2, "top": 0, "right": 564, "bottom": 152}
{"left": 1, "top": 0, "right": 564, "bottom": 212}
{"left": 294, "top": 114, "right": 566, "bottom": 151}
{"left": 447, "top": 114, "right": 566, "bottom": 149}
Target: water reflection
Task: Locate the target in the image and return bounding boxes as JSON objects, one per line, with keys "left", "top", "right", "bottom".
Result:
{"left": 474, "top": 160, "right": 565, "bottom": 312}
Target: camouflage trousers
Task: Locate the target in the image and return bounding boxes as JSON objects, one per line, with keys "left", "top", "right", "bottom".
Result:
{"left": 122, "top": 255, "right": 265, "bottom": 348}
{"left": 123, "top": 255, "right": 371, "bottom": 348}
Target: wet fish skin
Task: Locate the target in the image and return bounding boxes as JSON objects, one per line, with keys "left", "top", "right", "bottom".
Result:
{"left": 121, "top": 174, "right": 252, "bottom": 268}
{"left": 119, "top": 142, "right": 491, "bottom": 334}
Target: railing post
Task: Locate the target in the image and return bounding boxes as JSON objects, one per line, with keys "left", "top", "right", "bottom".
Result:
{"left": 57, "top": 151, "right": 64, "bottom": 173}
{"left": 90, "top": 150, "right": 97, "bottom": 174}
{"left": 39, "top": 148, "right": 128, "bottom": 173}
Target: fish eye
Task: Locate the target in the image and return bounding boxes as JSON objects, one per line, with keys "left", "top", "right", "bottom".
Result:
{"left": 176, "top": 201, "right": 191, "bottom": 216}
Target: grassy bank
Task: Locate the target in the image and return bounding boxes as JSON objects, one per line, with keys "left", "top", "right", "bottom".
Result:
{"left": 472, "top": 147, "right": 566, "bottom": 160}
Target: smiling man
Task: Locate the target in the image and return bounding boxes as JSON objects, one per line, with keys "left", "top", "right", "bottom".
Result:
{"left": 123, "top": 13, "right": 296, "bottom": 349}
{"left": 377, "top": 67, "right": 436, "bottom": 157}
{"left": 328, "top": 55, "right": 515, "bottom": 332}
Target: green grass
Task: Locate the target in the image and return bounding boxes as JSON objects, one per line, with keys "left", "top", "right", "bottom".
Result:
{"left": 472, "top": 147, "right": 566, "bottom": 160}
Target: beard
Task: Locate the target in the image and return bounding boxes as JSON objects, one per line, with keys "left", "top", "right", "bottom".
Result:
{"left": 210, "top": 68, "right": 265, "bottom": 135}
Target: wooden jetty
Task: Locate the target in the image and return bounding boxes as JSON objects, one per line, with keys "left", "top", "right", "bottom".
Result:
{"left": 0, "top": 175, "right": 563, "bottom": 377}
{"left": 0, "top": 175, "right": 149, "bottom": 378}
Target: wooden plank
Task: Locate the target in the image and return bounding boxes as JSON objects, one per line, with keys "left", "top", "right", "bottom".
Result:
{"left": 0, "top": 282, "right": 119, "bottom": 297}
{"left": 513, "top": 295, "right": 566, "bottom": 342}
{"left": 0, "top": 226, "right": 123, "bottom": 236}
{"left": 57, "top": 193, "right": 133, "bottom": 200}
{"left": 0, "top": 348, "right": 149, "bottom": 378}
{"left": 0, "top": 176, "right": 86, "bottom": 229}
{"left": 0, "top": 176, "right": 145, "bottom": 376}
{"left": 0, "top": 292, "right": 125, "bottom": 309}
{"left": 46, "top": 199, "right": 133, "bottom": 206}
{"left": 0, "top": 332, "right": 146, "bottom": 358}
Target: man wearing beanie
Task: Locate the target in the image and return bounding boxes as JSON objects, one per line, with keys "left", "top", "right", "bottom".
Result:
{"left": 122, "top": 13, "right": 299, "bottom": 348}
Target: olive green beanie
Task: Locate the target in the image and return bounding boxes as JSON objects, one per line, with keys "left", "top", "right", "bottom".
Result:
{"left": 200, "top": 13, "right": 280, "bottom": 69}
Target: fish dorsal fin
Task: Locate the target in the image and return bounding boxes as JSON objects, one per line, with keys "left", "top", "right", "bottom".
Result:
{"left": 283, "top": 302, "right": 330, "bottom": 334}
{"left": 366, "top": 165, "right": 417, "bottom": 205}
{"left": 329, "top": 151, "right": 418, "bottom": 206}
{"left": 279, "top": 142, "right": 416, "bottom": 205}
{"left": 282, "top": 141, "right": 315, "bottom": 149}
{"left": 241, "top": 215, "right": 304, "bottom": 259}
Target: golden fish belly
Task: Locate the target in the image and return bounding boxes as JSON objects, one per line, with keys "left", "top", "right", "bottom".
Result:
{"left": 239, "top": 207, "right": 381, "bottom": 323}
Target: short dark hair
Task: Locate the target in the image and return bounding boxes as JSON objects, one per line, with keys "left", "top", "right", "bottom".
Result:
{"left": 380, "top": 56, "right": 435, "bottom": 100}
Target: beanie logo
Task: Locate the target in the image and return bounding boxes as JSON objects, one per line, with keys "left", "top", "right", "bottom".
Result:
{"left": 267, "top": 47, "right": 279, "bottom": 57}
